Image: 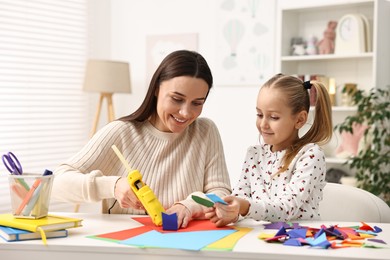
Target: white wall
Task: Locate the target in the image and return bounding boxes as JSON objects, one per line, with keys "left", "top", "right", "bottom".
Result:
{"left": 90, "top": 0, "right": 276, "bottom": 185}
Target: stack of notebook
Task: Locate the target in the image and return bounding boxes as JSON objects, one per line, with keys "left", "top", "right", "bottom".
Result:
{"left": 0, "top": 214, "right": 82, "bottom": 244}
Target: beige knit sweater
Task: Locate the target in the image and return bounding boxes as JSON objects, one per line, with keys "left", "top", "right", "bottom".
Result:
{"left": 51, "top": 118, "right": 231, "bottom": 216}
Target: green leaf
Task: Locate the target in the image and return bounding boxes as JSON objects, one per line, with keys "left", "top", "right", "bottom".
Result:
{"left": 334, "top": 86, "right": 390, "bottom": 206}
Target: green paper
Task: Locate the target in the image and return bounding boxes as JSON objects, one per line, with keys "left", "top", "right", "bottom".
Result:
{"left": 192, "top": 195, "right": 214, "bottom": 207}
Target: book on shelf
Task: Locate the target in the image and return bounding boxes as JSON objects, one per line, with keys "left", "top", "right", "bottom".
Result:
{"left": 0, "top": 214, "right": 82, "bottom": 244}
{"left": 0, "top": 225, "right": 68, "bottom": 242}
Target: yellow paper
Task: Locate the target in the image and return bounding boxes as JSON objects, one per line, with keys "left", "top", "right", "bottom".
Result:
{"left": 258, "top": 232, "right": 275, "bottom": 239}
{"left": 342, "top": 239, "right": 364, "bottom": 247}
{"left": 342, "top": 242, "right": 364, "bottom": 247}
{"left": 203, "top": 227, "right": 253, "bottom": 251}
{"left": 358, "top": 233, "right": 375, "bottom": 239}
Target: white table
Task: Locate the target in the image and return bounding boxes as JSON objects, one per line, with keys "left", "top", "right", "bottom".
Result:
{"left": 1, "top": 212, "right": 389, "bottom": 260}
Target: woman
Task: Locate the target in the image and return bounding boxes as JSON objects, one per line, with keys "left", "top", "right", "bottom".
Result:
{"left": 52, "top": 50, "right": 231, "bottom": 228}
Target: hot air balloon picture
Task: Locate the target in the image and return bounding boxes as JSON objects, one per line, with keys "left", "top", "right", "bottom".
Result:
{"left": 223, "top": 19, "right": 245, "bottom": 56}
{"left": 215, "top": 0, "right": 276, "bottom": 85}
{"left": 248, "top": 0, "right": 260, "bottom": 18}
{"left": 253, "top": 52, "right": 269, "bottom": 80}
{"left": 145, "top": 33, "right": 198, "bottom": 82}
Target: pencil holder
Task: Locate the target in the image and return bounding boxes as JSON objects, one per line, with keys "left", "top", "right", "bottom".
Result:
{"left": 8, "top": 173, "right": 54, "bottom": 219}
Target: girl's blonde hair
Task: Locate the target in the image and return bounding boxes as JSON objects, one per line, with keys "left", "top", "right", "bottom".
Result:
{"left": 262, "top": 73, "right": 333, "bottom": 173}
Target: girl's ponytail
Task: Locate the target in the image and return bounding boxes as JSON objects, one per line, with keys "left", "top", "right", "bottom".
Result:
{"left": 300, "top": 81, "right": 333, "bottom": 146}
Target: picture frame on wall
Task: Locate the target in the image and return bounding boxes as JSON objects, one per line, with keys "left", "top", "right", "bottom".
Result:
{"left": 145, "top": 33, "right": 198, "bottom": 83}
{"left": 214, "top": 0, "right": 276, "bottom": 86}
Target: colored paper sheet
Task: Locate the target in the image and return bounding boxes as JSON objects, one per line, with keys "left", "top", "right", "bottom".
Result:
{"left": 203, "top": 227, "right": 253, "bottom": 251}
{"left": 360, "top": 222, "right": 374, "bottom": 231}
{"left": 265, "top": 235, "right": 287, "bottom": 243}
{"left": 132, "top": 217, "right": 233, "bottom": 233}
{"left": 192, "top": 193, "right": 228, "bottom": 207}
{"left": 323, "top": 226, "right": 345, "bottom": 240}
{"left": 261, "top": 222, "right": 388, "bottom": 250}
{"left": 258, "top": 232, "right": 275, "bottom": 239}
{"left": 315, "top": 240, "right": 332, "bottom": 249}
{"left": 342, "top": 240, "right": 364, "bottom": 247}
{"left": 264, "top": 222, "right": 301, "bottom": 230}
{"left": 288, "top": 228, "right": 307, "bottom": 239}
{"left": 363, "top": 244, "right": 388, "bottom": 248}
{"left": 364, "top": 239, "right": 389, "bottom": 248}
{"left": 92, "top": 225, "right": 152, "bottom": 242}
{"left": 120, "top": 229, "right": 237, "bottom": 251}
{"left": 358, "top": 233, "right": 376, "bottom": 239}
{"left": 192, "top": 195, "right": 214, "bottom": 207}
{"left": 275, "top": 227, "right": 287, "bottom": 236}
{"left": 206, "top": 193, "right": 228, "bottom": 205}
{"left": 308, "top": 233, "right": 331, "bottom": 249}
{"left": 336, "top": 226, "right": 359, "bottom": 239}
{"left": 284, "top": 238, "right": 302, "bottom": 246}
{"left": 162, "top": 212, "right": 178, "bottom": 231}
{"left": 356, "top": 229, "right": 378, "bottom": 236}
{"left": 373, "top": 226, "right": 382, "bottom": 233}
{"left": 330, "top": 241, "right": 350, "bottom": 249}
{"left": 367, "top": 238, "right": 387, "bottom": 244}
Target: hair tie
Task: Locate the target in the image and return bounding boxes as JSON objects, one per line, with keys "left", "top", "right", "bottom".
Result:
{"left": 303, "top": 81, "right": 312, "bottom": 90}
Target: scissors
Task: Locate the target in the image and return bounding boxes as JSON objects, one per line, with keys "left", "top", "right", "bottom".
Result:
{"left": 2, "top": 152, "right": 23, "bottom": 175}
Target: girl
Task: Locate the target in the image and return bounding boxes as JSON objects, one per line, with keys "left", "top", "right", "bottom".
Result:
{"left": 205, "top": 73, "right": 332, "bottom": 226}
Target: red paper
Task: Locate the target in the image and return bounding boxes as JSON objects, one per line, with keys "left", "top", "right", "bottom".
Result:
{"left": 96, "top": 225, "right": 152, "bottom": 240}
{"left": 132, "top": 216, "right": 233, "bottom": 233}
{"left": 359, "top": 222, "right": 375, "bottom": 231}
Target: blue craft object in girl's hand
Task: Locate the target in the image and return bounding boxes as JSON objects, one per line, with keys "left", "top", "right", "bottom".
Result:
{"left": 192, "top": 193, "right": 228, "bottom": 207}
{"left": 206, "top": 193, "right": 228, "bottom": 205}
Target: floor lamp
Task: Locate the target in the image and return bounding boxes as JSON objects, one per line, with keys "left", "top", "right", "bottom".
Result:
{"left": 83, "top": 59, "right": 132, "bottom": 137}
{"left": 75, "top": 60, "right": 131, "bottom": 213}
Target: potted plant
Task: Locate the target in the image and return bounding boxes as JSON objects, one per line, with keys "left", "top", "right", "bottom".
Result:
{"left": 334, "top": 86, "right": 390, "bottom": 206}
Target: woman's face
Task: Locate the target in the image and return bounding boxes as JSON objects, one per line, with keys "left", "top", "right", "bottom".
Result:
{"left": 151, "top": 76, "right": 209, "bottom": 133}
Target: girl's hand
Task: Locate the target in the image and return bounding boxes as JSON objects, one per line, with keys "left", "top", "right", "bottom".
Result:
{"left": 165, "top": 203, "right": 192, "bottom": 228}
{"left": 114, "top": 177, "right": 143, "bottom": 209}
{"left": 205, "top": 196, "right": 240, "bottom": 227}
{"left": 204, "top": 206, "right": 219, "bottom": 223}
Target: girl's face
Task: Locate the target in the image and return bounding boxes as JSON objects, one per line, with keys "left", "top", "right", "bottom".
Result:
{"left": 151, "top": 76, "right": 209, "bottom": 133}
{"left": 256, "top": 87, "right": 306, "bottom": 152}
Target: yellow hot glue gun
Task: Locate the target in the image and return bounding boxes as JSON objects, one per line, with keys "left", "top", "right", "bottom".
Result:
{"left": 111, "top": 145, "right": 165, "bottom": 226}
{"left": 127, "top": 169, "right": 165, "bottom": 226}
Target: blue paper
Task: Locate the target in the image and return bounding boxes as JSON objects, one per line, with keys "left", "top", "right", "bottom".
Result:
{"left": 374, "top": 226, "right": 382, "bottom": 233}
{"left": 314, "top": 228, "right": 325, "bottom": 239}
{"left": 264, "top": 222, "right": 301, "bottom": 230}
{"left": 283, "top": 238, "right": 302, "bottom": 246}
{"left": 324, "top": 226, "right": 344, "bottom": 239}
{"left": 162, "top": 212, "right": 178, "bottom": 231}
{"left": 287, "top": 228, "right": 307, "bottom": 239}
{"left": 275, "top": 227, "right": 287, "bottom": 236}
{"left": 206, "top": 193, "right": 228, "bottom": 205}
{"left": 308, "top": 232, "right": 331, "bottom": 248}
{"left": 120, "top": 229, "right": 236, "bottom": 250}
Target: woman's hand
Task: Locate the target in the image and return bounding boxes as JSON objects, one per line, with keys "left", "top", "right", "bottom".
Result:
{"left": 165, "top": 203, "right": 192, "bottom": 229}
{"left": 204, "top": 196, "right": 241, "bottom": 227}
{"left": 114, "top": 177, "right": 143, "bottom": 210}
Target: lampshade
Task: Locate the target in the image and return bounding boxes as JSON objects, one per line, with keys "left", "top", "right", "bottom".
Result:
{"left": 83, "top": 59, "right": 131, "bottom": 93}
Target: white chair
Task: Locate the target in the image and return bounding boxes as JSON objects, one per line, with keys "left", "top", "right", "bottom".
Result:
{"left": 319, "top": 183, "right": 390, "bottom": 223}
